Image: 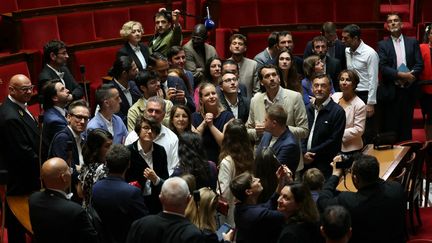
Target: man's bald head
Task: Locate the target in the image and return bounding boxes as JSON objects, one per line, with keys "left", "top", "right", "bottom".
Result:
{"left": 41, "top": 157, "right": 71, "bottom": 191}
{"left": 9, "top": 74, "right": 33, "bottom": 103}
{"left": 192, "top": 24, "right": 207, "bottom": 49}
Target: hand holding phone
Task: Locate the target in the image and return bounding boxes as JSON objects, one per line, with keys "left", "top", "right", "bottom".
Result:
{"left": 216, "top": 223, "right": 232, "bottom": 241}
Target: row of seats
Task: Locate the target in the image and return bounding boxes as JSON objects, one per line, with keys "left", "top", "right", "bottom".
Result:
{"left": 0, "top": 0, "right": 109, "bottom": 13}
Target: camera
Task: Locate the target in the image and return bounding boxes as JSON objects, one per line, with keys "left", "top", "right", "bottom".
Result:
{"left": 336, "top": 154, "right": 354, "bottom": 169}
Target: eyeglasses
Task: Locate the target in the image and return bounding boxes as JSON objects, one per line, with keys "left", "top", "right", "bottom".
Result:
{"left": 222, "top": 77, "right": 238, "bottom": 83}
{"left": 12, "top": 85, "right": 34, "bottom": 92}
{"left": 141, "top": 126, "right": 153, "bottom": 132}
{"left": 70, "top": 113, "right": 89, "bottom": 122}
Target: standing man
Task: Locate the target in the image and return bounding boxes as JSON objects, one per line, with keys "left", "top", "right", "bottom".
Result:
{"left": 148, "top": 8, "right": 182, "bottom": 56}
{"left": 378, "top": 14, "right": 423, "bottom": 142}
{"left": 87, "top": 84, "right": 128, "bottom": 144}
{"left": 183, "top": 24, "right": 218, "bottom": 85}
{"left": 228, "top": 33, "right": 259, "bottom": 98}
{"left": 218, "top": 70, "right": 250, "bottom": 123}
{"left": 254, "top": 31, "right": 279, "bottom": 70}
{"left": 41, "top": 79, "right": 73, "bottom": 142}
{"left": 0, "top": 74, "right": 47, "bottom": 243}
{"left": 302, "top": 74, "right": 345, "bottom": 178}
{"left": 39, "top": 40, "right": 83, "bottom": 101}
{"left": 167, "top": 45, "right": 195, "bottom": 90}
{"left": 342, "top": 24, "right": 379, "bottom": 144}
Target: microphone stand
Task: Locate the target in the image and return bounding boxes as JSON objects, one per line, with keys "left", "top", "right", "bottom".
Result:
{"left": 80, "top": 65, "right": 89, "bottom": 106}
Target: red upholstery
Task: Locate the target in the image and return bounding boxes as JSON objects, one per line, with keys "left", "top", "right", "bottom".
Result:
{"left": 334, "top": 0, "right": 379, "bottom": 22}
{"left": 245, "top": 33, "right": 268, "bottom": 59}
{"left": 0, "top": 0, "right": 18, "bottom": 13}
{"left": 291, "top": 31, "right": 319, "bottom": 55}
{"left": 360, "top": 29, "right": 380, "bottom": 50}
{"left": 218, "top": 0, "right": 258, "bottom": 29}
{"left": 94, "top": 8, "right": 130, "bottom": 39}
{"left": 60, "top": 0, "right": 102, "bottom": 5}
{"left": 184, "top": 0, "right": 198, "bottom": 30}
{"left": 215, "top": 28, "right": 234, "bottom": 59}
{"left": 58, "top": 12, "right": 97, "bottom": 44}
{"left": 257, "top": 0, "right": 296, "bottom": 25}
{"left": 129, "top": 4, "right": 164, "bottom": 35}
{"left": 20, "top": 16, "right": 60, "bottom": 51}
{"left": 16, "top": 0, "right": 60, "bottom": 9}
{"left": 295, "top": 0, "right": 334, "bottom": 23}
{"left": 0, "top": 61, "right": 30, "bottom": 101}
{"left": 419, "top": 0, "right": 432, "bottom": 24}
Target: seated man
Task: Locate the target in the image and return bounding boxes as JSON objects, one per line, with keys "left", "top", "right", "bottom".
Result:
{"left": 29, "top": 157, "right": 98, "bottom": 243}
{"left": 92, "top": 144, "right": 149, "bottom": 243}
{"left": 320, "top": 205, "right": 352, "bottom": 243}
{"left": 86, "top": 84, "right": 128, "bottom": 144}
{"left": 317, "top": 154, "right": 405, "bottom": 243}
{"left": 256, "top": 104, "right": 300, "bottom": 173}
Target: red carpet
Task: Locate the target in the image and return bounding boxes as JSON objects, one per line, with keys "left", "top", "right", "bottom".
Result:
{"left": 410, "top": 207, "right": 432, "bottom": 240}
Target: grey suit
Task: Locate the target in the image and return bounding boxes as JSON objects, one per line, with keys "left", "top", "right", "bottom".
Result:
{"left": 183, "top": 40, "right": 218, "bottom": 85}
{"left": 229, "top": 57, "right": 260, "bottom": 98}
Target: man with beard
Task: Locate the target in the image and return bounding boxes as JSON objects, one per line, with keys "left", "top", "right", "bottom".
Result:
{"left": 148, "top": 8, "right": 182, "bottom": 56}
{"left": 311, "top": 36, "right": 342, "bottom": 91}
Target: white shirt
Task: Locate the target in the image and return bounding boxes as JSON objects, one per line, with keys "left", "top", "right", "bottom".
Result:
{"left": 47, "top": 64, "right": 66, "bottom": 85}
{"left": 137, "top": 140, "right": 154, "bottom": 168}
{"left": 68, "top": 125, "right": 84, "bottom": 165}
{"left": 346, "top": 40, "right": 379, "bottom": 105}
{"left": 307, "top": 97, "right": 331, "bottom": 151}
{"left": 263, "top": 86, "right": 283, "bottom": 110}
{"left": 98, "top": 112, "right": 114, "bottom": 136}
{"left": 225, "top": 97, "right": 239, "bottom": 119}
{"left": 129, "top": 42, "right": 147, "bottom": 69}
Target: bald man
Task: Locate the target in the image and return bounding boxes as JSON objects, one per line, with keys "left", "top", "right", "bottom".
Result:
{"left": 29, "top": 157, "right": 98, "bottom": 243}
{"left": 0, "top": 74, "right": 48, "bottom": 243}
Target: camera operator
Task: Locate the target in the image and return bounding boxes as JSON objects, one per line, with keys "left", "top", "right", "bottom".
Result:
{"left": 317, "top": 154, "right": 405, "bottom": 243}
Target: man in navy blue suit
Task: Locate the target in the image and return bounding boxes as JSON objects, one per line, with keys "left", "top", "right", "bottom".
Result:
{"left": 378, "top": 13, "right": 423, "bottom": 142}
{"left": 93, "top": 144, "right": 148, "bottom": 243}
{"left": 256, "top": 104, "right": 300, "bottom": 172}
{"left": 42, "top": 79, "right": 73, "bottom": 142}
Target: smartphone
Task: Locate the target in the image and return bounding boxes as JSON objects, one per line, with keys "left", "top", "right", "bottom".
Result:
{"left": 216, "top": 223, "right": 232, "bottom": 241}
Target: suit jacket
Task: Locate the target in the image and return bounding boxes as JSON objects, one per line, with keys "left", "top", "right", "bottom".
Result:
{"left": 304, "top": 39, "right": 347, "bottom": 69}
{"left": 256, "top": 129, "right": 300, "bottom": 172}
{"left": 166, "top": 75, "right": 196, "bottom": 112}
{"left": 43, "top": 107, "right": 68, "bottom": 142}
{"left": 109, "top": 80, "right": 142, "bottom": 126}
{"left": 0, "top": 98, "right": 44, "bottom": 195}
{"left": 318, "top": 176, "right": 406, "bottom": 243}
{"left": 116, "top": 42, "right": 150, "bottom": 71}
{"left": 39, "top": 64, "right": 84, "bottom": 100}
{"left": 229, "top": 57, "right": 260, "bottom": 98}
{"left": 92, "top": 176, "right": 149, "bottom": 243}
{"left": 86, "top": 112, "right": 128, "bottom": 144}
{"left": 254, "top": 48, "right": 276, "bottom": 70}
{"left": 184, "top": 40, "right": 218, "bottom": 84}
{"left": 325, "top": 56, "right": 342, "bottom": 92}
{"left": 49, "top": 126, "right": 80, "bottom": 168}
{"left": 378, "top": 35, "right": 423, "bottom": 101}
{"left": 148, "top": 25, "right": 182, "bottom": 56}
{"left": 302, "top": 99, "right": 346, "bottom": 177}
{"left": 126, "top": 212, "right": 204, "bottom": 243}
{"left": 126, "top": 141, "right": 169, "bottom": 214}
{"left": 29, "top": 189, "right": 98, "bottom": 243}
{"left": 218, "top": 89, "right": 250, "bottom": 123}
{"left": 247, "top": 87, "right": 309, "bottom": 140}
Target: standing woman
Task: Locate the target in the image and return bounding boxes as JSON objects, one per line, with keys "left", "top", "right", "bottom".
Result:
{"left": 78, "top": 128, "right": 113, "bottom": 208}
{"left": 126, "top": 116, "right": 169, "bottom": 214}
{"left": 218, "top": 119, "right": 254, "bottom": 226}
{"left": 331, "top": 70, "right": 366, "bottom": 154}
{"left": 302, "top": 55, "right": 334, "bottom": 105}
{"left": 420, "top": 24, "right": 432, "bottom": 139}
{"left": 168, "top": 104, "right": 196, "bottom": 136}
{"left": 117, "top": 21, "right": 150, "bottom": 71}
{"left": 192, "top": 82, "right": 234, "bottom": 163}
{"left": 276, "top": 48, "right": 301, "bottom": 93}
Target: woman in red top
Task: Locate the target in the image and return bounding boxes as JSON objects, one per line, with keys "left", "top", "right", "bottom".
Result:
{"left": 419, "top": 24, "right": 432, "bottom": 139}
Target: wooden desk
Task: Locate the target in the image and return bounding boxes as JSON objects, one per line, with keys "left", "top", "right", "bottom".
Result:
{"left": 7, "top": 195, "right": 33, "bottom": 234}
{"left": 337, "top": 144, "right": 410, "bottom": 192}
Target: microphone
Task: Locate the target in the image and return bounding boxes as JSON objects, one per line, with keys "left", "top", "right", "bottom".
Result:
{"left": 80, "top": 65, "right": 90, "bottom": 106}
{"left": 204, "top": 6, "right": 215, "bottom": 30}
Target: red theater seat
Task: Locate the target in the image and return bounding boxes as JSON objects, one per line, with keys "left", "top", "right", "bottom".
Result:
{"left": 334, "top": 0, "right": 379, "bottom": 22}
{"left": 295, "top": 0, "right": 334, "bottom": 23}
{"left": 20, "top": 16, "right": 60, "bottom": 51}
{"left": 245, "top": 33, "right": 268, "bottom": 59}
{"left": 0, "top": 61, "right": 31, "bottom": 101}
{"left": 215, "top": 28, "right": 234, "bottom": 59}
{"left": 218, "top": 0, "right": 258, "bottom": 29}
{"left": 16, "top": 0, "right": 60, "bottom": 9}
{"left": 60, "top": 0, "right": 102, "bottom": 5}
{"left": 0, "top": 0, "right": 18, "bottom": 13}
{"left": 58, "top": 12, "right": 97, "bottom": 44}
{"left": 257, "top": 0, "right": 296, "bottom": 25}
{"left": 291, "top": 31, "right": 319, "bottom": 55}
{"left": 129, "top": 4, "right": 164, "bottom": 35}
{"left": 94, "top": 8, "right": 130, "bottom": 39}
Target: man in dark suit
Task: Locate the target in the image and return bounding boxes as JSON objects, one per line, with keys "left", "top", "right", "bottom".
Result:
{"left": 318, "top": 154, "right": 405, "bottom": 243}
{"left": 167, "top": 45, "right": 195, "bottom": 91}
{"left": 302, "top": 74, "right": 346, "bottom": 178}
{"left": 29, "top": 157, "right": 98, "bottom": 243}
{"left": 378, "top": 13, "right": 424, "bottom": 142}
{"left": 304, "top": 22, "right": 347, "bottom": 69}
{"left": 218, "top": 71, "right": 250, "bottom": 123}
{"left": 39, "top": 40, "right": 83, "bottom": 101}
{"left": 117, "top": 21, "right": 150, "bottom": 71}
{"left": 0, "top": 74, "right": 47, "bottom": 243}
{"left": 41, "top": 79, "right": 73, "bottom": 142}
{"left": 93, "top": 144, "right": 148, "bottom": 243}
{"left": 310, "top": 36, "right": 342, "bottom": 91}
{"left": 108, "top": 55, "right": 142, "bottom": 126}
{"left": 126, "top": 177, "right": 204, "bottom": 243}
{"left": 256, "top": 104, "right": 300, "bottom": 173}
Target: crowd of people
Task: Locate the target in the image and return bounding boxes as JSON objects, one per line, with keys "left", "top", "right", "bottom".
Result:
{"left": 0, "top": 6, "right": 430, "bottom": 243}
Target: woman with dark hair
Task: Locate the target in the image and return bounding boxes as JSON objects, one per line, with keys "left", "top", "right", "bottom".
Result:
{"left": 78, "top": 128, "right": 113, "bottom": 208}
{"left": 192, "top": 82, "right": 234, "bottom": 163}
{"left": 420, "top": 24, "right": 432, "bottom": 139}
{"left": 301, "top": 55, "right": 334, "bottom": 105}
{"left": 126, "top": 115, "right": 169, "bottom": 214}
{"left": 254, "top": 147, "right": 281, "bottom": 203}
{"left": 277, "top": 183, "right": 322, "bottom": 243}
{"left": 168, "top": 104, "right": 196, "bottom": 136}
{"left": 204, "top": 57, "right": 223, "bottom": 85}
{"left": 218, "top": 119, "right": 254, "bottom": 225}
{"left": 331, "top": 70, "right": 366, "bottom": 154}
{"left": 276, "top": 48, "right": 301, "bottom": 93}
{"left": 171, "top": 132, "right": 217, "bottom": 190}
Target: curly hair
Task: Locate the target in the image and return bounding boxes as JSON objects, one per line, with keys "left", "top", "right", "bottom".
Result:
{"left": 219, "top": 119, "right": 254, "bottom": 175}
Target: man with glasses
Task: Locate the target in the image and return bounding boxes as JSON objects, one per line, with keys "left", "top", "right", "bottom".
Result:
{"left": 0, "top": 74, "right": 48, "bottom": 243}
{"left": 39, "top": 40, "right": 83, "bottom": 101}
{"left": 218, "top": 70, "right": 250, "bottom": 123}
{"left": 184, "top": 23, "right": 218, "bottom": 85}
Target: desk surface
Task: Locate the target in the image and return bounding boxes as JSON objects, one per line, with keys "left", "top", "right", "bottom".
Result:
{"left": 7, "top": 195, "right": 33, "bottom": 234}
{"left": 336, "top": 144, "right": 410, "bottom": 192}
